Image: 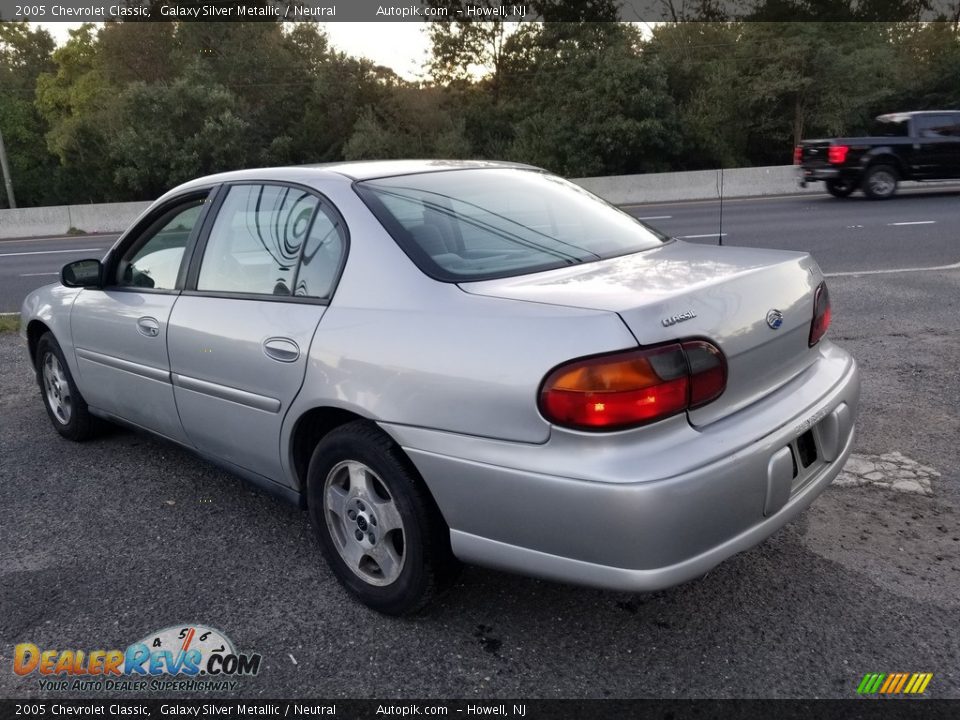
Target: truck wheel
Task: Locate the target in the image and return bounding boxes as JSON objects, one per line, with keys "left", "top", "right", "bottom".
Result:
{"left": 825, "top": 179, "right": 856, "bottom": 198}
{"left": 862, "top": 165, "right": 898, "bottom": 200}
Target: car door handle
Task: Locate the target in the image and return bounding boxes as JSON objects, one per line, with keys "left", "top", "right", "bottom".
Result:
{"left": 262, "top": 337, "right": 300, "bottom": 363}
{"left": 136, "top": 316, "right": 160, "bottom": 338}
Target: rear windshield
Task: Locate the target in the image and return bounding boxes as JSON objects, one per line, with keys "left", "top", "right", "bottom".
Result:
{"left": 869, "top": 117, "right": 910, "bottom": 137}
{"left": 354, "top": 168, "right": 666, "bottom": 282}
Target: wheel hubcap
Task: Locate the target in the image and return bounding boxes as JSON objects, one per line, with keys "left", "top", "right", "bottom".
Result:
{"left": 323, "top": 460, "right": 406, "bottom": 586}
{"left": 870, "top": 172, "right": 894, "bottom": 195}
{"left": 42, "top": 352, "right": 72, "bottom": 425}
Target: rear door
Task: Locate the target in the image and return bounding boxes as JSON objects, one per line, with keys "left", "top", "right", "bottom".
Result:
{"left": 912, "top": 114, "right": 960, "bottom": 179}
{"left": 71, "top": 192, "right": 212, "bottom": 442}
{"left": 166, "top": 183, "right": 347, "bottom": 483}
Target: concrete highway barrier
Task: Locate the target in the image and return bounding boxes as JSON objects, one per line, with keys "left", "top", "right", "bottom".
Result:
{"left": 0, "top": 200, "right": 150, "bottom": 240}
{"left": 2, "top": 164, "right": 957, "bottom": 239}
{"left": 573, "top": 165, "right": 817, "bottom": 205}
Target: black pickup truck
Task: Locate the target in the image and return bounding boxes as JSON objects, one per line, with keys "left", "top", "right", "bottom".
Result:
{"left": 796, "top": 110, "right": 960, "bottom": 199}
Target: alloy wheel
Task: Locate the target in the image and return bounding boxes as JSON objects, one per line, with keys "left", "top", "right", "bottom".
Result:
{"left": 42, "top": 352, "right": 72, "bottom": 425}
{"left": 323, "top": 460, "right": 406, "bottom": 586}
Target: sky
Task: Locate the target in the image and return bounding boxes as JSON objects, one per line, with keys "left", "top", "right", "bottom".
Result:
{"left": 37, "top": 21, "right": 434, "bottom": 80}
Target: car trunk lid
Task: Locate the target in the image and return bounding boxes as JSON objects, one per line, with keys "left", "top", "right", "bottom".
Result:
{"left": 459, "top": 241, "right": 823, "bottom": 427}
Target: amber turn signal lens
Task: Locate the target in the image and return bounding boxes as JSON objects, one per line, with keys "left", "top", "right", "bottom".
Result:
{"left": 540, "top": 341, "right": 726, "bottom": 431}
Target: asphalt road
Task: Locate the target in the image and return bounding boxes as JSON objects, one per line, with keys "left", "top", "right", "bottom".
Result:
{"left": 0, "top": 234, "right": 118, "bottom": 313}
{"left": 1, "top": 188, "right": 958, "bottom": 700}
{"left": 2, "top": 186, "right": 959, "bottom": 311}
{"left": 622, "top": 186, "right": 960, "bottom": 275}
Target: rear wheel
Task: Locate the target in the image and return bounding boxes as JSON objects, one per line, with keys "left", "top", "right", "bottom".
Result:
{"left": 825, "top": 178, "right": 856, "bottom": 198}
{"left": 862, "top": 164, "right": 898, "bottom": 200}
{"left": 35, "top": 332, "right": 102, "bottom": 441}
{"left": 306, "top": 421, "right": 459, "bottom": 615}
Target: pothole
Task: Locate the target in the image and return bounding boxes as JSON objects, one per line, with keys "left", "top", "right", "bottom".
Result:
{"left": 833, "top": 451, "right": 939, "bottom": 496}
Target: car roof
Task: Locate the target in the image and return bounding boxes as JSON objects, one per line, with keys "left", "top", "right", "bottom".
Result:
{"left": 167, "top": 159, "right": 543, "bottom": 196}
{"left": 877, "top": 110, "right": 960, "bottom": 122}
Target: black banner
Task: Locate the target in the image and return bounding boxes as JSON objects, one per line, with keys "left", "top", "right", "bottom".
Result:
{"left": 1, "top": 700, "right": 960, "bottom": 720}
{"left": 2, "top": 0, "right": 959, "bottom": 23}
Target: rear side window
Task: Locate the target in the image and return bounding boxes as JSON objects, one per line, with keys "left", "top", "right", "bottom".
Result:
{"left": 870, "top": 117, "right": 910, "bottom": 137}
{"left": 198, "top": 184, "right": 319, "bottom": 296}
{"left": 355, "top": 169, "right": 666, "bottom": 282}
{"left": 294, "top": 207, "right": 346, "bottom": 299}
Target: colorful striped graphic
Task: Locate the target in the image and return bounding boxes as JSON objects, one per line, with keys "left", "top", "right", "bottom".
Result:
{"left": 857, "top": 672, "right": 933, "bottom": 695}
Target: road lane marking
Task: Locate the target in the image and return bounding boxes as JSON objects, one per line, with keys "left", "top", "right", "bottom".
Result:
{"left": 19, "top": 272, "right": 59, "bottom": 277}
{"left": 0, "top": 247, "right": 105, "bottom": 258}
{"left": 826, "top": 259, "right": 960, "bottom": 277}
{"left": 888, "top": 220, "right": 936, "bottom": 226}
{"left": 677, "top": 233, "right": 728, "bottom": 239}
{"left": 636, "top": 215, "right": 672, "bottom": 220}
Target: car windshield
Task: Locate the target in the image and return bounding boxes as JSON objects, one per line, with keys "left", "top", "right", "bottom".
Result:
{"left": 354, "top": 168, "right": 667, "bottom": 282}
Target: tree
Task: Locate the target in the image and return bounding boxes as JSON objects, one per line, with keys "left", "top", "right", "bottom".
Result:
{"left": 344, "top": 87, "right": 471, "bottom": 160}
{"left": 108, "top": 64, "right": 251, "bottom": 197}
{"left": 505, "top": 24, "right": 680, "bottom": 176}
{"left": 0, "top": 22, "right": 58, "bottom": 207}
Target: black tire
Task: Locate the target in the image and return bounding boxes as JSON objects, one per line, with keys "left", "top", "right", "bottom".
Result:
{"left": 306, "top": 420, "right": 459, "bottom": 615}
{"left": 862, "top": 164, "right": 898, "bottom": 200}
{"left": 35, "top": 332, "right": 102, "bottom": 441}
{"left": 825, "top": 178, "right": 856, "bottom": 198}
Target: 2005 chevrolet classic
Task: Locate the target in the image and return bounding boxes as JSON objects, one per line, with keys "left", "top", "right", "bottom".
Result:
{"left": 21, "top": 161, "right": 859, "bottom": 614}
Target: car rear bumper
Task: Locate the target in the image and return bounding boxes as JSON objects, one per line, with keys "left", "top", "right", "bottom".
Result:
{"left": 383, "top": 342, "right": 860, "bottom": 592}
{"left": 798, "top": 166, "right": 843, "bottom": 182}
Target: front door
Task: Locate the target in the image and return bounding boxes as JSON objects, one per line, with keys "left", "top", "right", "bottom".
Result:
{"left": 71, "top": 193, "right": 211, "bottom": 443}
{"left": 167, "top": 183, "right": 347, "bottom": 483}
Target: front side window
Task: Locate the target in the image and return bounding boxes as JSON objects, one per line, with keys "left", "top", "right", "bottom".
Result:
{"left": 355, "top": 169, "right": 666, "bottom": 282}
{"left": 914, "top": 115, "right": 956, "bottom": 139}
{"left": 198, "top": 184, "right": 319, "bottom": 296}
{"left": 116, "top": 198, "right": 206, "bottom": 290}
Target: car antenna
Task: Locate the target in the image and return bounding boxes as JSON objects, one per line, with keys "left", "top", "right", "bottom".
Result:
{"left": 717, "top": 168, "right": 724, "bottom": 246}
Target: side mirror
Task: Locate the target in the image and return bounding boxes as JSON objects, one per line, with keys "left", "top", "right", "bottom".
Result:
{"left": 61, "top": 259, "right": 103, "bottom": 288}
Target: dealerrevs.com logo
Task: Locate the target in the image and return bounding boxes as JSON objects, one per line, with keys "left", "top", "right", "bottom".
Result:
{"left": 13, "top": 625, "right": 262, "bottom": 692}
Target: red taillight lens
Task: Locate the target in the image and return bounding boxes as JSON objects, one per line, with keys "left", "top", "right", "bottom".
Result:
{"left": 683, "top": 340, "right": 727, "bottom": 407}
{"left": 539, "top": 341, "right": 727, "bottom": 431}
{"left": 809, "top": 281, "right": 831, "bottom": 347}
{"left": 793, "top": 146, "right": 802, "bottom": 165}
{"left": 827, "top": 145, "right": 849, "bottom": 164}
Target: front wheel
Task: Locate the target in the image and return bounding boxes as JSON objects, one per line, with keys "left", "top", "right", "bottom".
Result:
{"left": 862, "top": 164, "right": 898, "bottom": 200}
{"left": 306, "top": 421, "right": 459, "bottom": 615}
{"left": 35, "top": 332, "right": 102, "bottom": 441}
{"left": 825, "top": 178, "right": 856, "bottom": 198}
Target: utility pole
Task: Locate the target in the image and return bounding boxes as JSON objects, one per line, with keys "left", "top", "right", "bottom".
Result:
{"left": 0, "top": 126, "right": 16, "bottom": 209}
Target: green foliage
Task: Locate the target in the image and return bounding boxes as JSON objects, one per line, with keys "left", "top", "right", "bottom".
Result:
{"left": 2, "top": 16, "right": 960, "bottom": 208}
{"left": 505, "top": 24, "right": 680, "bottom": 176}
{"left": 0, "top": 22, "right": 58, "bottom": 207}
{"left": 344, "top": 88, "right": 471, "bottom": 160}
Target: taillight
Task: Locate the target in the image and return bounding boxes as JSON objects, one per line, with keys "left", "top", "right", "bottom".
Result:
{"left": 827, "top": 145, "right": 849, "bottom": 164}
{"left": 539, "top": 340, "right": 727, "bottom": 431}
{"left": 809, "top": 281, "right": 831, "bottom": 347}
{"left": 793, "top": 146, "right": 802, "bottom": 165}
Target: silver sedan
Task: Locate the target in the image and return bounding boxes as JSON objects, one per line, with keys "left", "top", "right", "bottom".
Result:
{"left": 21, "top": 161, "right": 859, "bottom": 614}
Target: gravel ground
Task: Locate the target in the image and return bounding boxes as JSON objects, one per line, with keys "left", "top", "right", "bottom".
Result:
{"left": 0, "top": 268, "right": 957, "bottom": 700}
